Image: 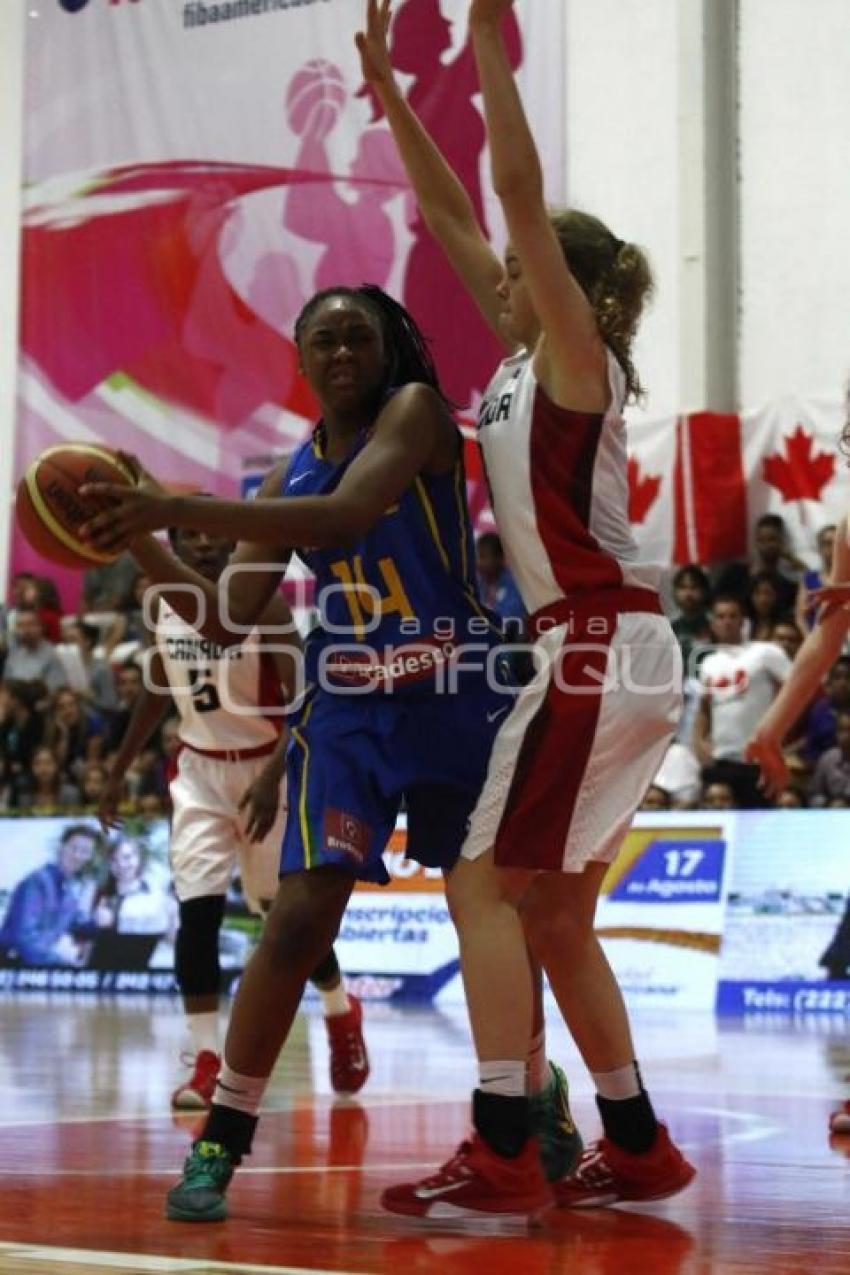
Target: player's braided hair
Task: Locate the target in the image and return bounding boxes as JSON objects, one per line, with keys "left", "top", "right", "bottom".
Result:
{"left": 294, "top": 285, "right": 450, "bottom": 405}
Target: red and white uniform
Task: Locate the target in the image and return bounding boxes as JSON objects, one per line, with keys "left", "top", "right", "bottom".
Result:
{"left": 462, "top": 351, "right": 682, "bottom": 872}
{"left": 157, "top": 602, "right": 287, "bottom": 910}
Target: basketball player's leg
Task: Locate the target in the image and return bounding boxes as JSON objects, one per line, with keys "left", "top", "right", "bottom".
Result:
{"left": 515, "top": 627, "right": 693, "bottom": 1206}
{"left": 239, "top": 776, "right": 369, "bottom": 1096}
{"left": 169, "top": 754, "right": 236, "bottom": 1109}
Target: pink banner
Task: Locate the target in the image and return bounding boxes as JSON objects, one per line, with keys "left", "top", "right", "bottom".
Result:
{"left": 14, "top": 0, "right": 565, "bottom": 609}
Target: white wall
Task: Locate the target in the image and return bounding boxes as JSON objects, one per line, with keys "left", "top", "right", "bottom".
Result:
{"left": 0, "top": 2, "right": 25, "bottom": 595}
{"left": 566, "top": 0, "right": 683, "bottom": 420}
{"left": 739, "top": 0, "right": 850, "bottom": 406}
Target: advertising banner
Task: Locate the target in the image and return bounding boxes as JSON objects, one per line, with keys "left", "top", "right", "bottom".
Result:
{"left": 14, "top": 0, "right": 565, "bottom": 608}
{"left": 717, "top": 810, "right": 850, "bottom": 1016}
{"left": 0, "top": 815, "right": 259, "bottom": 994}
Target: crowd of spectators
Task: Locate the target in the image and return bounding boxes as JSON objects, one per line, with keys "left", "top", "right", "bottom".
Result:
{"left": 474, "top": 515, "right": 844, "bottom": 813}
{"left": 0, "top": 556, "right": 173, "bottom": 818}
{"left": 0, "top": 516, "right": 843, "bottom": 820}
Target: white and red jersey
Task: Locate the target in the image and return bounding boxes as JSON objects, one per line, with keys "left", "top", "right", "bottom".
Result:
{"left": 156, "top": 601, "right": 283, "bottom": 753}
{"left": 476, "top": 349, "right": 661, "bottom": 612}
{"left": 698, "top": 641, "right": 791, "bottom": 760}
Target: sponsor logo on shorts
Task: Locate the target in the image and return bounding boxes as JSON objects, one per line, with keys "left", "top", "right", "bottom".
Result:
{"left": 325, "top": 809, "right": 370, "bottom": 864}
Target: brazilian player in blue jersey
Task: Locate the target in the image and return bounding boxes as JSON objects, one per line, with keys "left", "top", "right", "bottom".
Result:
{"left": 81, "top": 285, "right": 579, "bottom": 1222}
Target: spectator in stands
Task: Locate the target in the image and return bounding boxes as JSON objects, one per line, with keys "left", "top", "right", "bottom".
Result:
{"left": 639, "top": 785, "right": 671, "bottom": 812}
{"left": 776, "top": 788, "right": 806, "bottom": 809}
{"left": 69, "top": 621, "right": 118, "bottom": 715}
{"left": 809, "top": 711, "right": 850, "bottom": 807}
{"left": 748, "top": 571, "right": 785, "bottom": 641}
{"left": 802, "top": 656, "right": 850, "bottom": 762}
{"left": 79, "top": 762, "right": 109, "bottom": 811}
{"left": 694, "top": 594, "right": 791, "bottom": 807}
{"left": 137, "top": 792, "right": 168, "bottom": 818}
{"left": 0, "top": 823, "right": 101, "bottom": 967}
{"left": 79, "top": 761, "right": 134, "bottom": 819}
{"left": 701, "top": 781, "right": 737, "bottom": 810}
{"left": 475, "top": 532, "right": 526, "bottom": 638}
{"left": 771, "top": 619, "right": 804, "bottom": 663}
{"left": 44, "top": 688, "right": 104, "bottom": 783}
{"left": 715, "top": 513, "right": 802, "bottom": 615}
{"left": 102, "top": 572, "right": 155, "bottom": 661}
{"left": 670, "top": 565, "right": 712, "bottom": 674}
{"left": 796, "top": 523, "right": 836, "bottom": 633}
{"left": 5, "top": 573, "right": 62, "bottom": 644}
{"left": 11, "top": 745, "right": 82, "bottom": 814}
{"left": 0, "top": 681, "right": 45, "bottom": 808}
{"left": 652, "top": 740, "right": 702, "bottom": 808}
{"left": 82, "top": 552, "right": 140, "bottom": 617}
{"left": 4, "top": 609, "right": 67, "bottom": 694}
{"left": 103, "top": 663, "right": 148, "bottom": 758}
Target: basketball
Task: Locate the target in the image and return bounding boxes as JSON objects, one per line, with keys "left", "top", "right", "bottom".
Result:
{"left": 285, "top": 60, "right": 346, "bottom": 139}
{"left": 15, "top": 443, "right": 137, "bottom": 569}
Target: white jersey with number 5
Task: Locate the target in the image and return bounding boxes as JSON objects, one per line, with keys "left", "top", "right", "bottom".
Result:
{"left": 156, "top": 601, "right": 282, "bottom": 753}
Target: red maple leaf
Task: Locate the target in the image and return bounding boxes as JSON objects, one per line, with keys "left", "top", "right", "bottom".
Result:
{"left": 627, "top": 456, "right": 662, "bottom": 523}
{"left": 762, "top": 425, "right": 836, "bottom": 502}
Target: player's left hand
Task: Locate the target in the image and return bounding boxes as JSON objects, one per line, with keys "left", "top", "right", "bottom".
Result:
{"left": 80, "top": 452, "right": 172, "bottom": 553}
{"left": 744, "top": 732, "right": 788, "bottom": 799}
{"left": 469, "top": 0, "right": 515, "bottom": 26}
{"left": 239, "top": 771, "right": 282, "bottom": 844}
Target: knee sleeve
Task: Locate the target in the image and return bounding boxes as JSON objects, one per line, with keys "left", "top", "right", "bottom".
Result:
{"left": 309, "top": 948, "right": 341, "bottom": 989}
{"left": 175, "top": 895, "right": 226, "bottom": 997}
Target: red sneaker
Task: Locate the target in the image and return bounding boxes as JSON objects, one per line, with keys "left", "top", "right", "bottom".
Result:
{"left": 382, "top": 1134, "right": 552, "bottom": 1219}
{"left": 171, "top": 1050, "right": 221, "bottom": 1111}
{"left": 325, "top": 995, "right": 370, "bottom": 1095}
{"left": 554, "top": 1125, "right": 695, "bottom": 1208}
{"left": 829, "top": 1101, "right": 850, "bottom": 1135}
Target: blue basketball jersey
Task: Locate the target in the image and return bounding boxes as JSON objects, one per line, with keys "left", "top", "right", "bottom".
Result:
{"left": 281, "top": 422, "right": 502, "bottom": 694}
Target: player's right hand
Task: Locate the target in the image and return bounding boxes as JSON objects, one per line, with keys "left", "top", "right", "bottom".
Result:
{"left": 98, "top": 779, "right": 124, "bottom": 833}
{"left": 744, "top": 732, "right": 788, "bottom": 799}
{"left": 355, "top": 0, "right": 394, "bottom": 89}
{"left": 238, "top": 774, "right": 281, "bottom": 844}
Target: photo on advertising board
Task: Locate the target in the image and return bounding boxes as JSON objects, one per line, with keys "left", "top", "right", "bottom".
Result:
{"left": 0, "top": 817, "right": 262, "bottom": 993}
{"left": 717, "top": 810, "right": 850, "bottom": 1014}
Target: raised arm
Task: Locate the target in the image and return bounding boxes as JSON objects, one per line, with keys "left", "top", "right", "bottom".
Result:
{"left": 468, "top": 1, "right": 607, "bottom": 409}
{"left": 746, "top": 517, "right": 850, "bottom": 794}
{"left": 355, "top": 0, "right": 508, "bottom": 344}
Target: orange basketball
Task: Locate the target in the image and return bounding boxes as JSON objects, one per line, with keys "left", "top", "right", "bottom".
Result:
{"left": 15, "top": 443, "right": 137, "bottom": 570}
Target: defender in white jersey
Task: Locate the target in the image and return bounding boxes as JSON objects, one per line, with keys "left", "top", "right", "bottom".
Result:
{"left": 361, "top": 0, "right": 692, "bottom": 1218}
{"left": 102, "top": 525, "right": 369, "bottom": 1109}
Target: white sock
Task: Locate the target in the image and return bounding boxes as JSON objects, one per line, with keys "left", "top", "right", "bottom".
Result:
{"left": 592, "top": 1062, "right": 641, "bottom": 1101}
{"left": 319, "top": 981, "right": 350, "bottom": 1018}
{"left": 213, "top": 1062, "right": 269, "bottom": 1116}
{"left": 478, "top": 1060, "right": 526, "bottom": 1098}
{"left": 526, "top": 1030, "right": 549, "bottom": 1096}
{"left": 187, "top": 1011, "right": 220, "bottom": 1057}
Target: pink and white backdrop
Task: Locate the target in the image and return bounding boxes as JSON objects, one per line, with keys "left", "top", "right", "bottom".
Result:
{"left": 11, "top": 0, "right": 849, "bottom": 611}
{"left": 13, "top": 0, "right": 564, "bottom": 609}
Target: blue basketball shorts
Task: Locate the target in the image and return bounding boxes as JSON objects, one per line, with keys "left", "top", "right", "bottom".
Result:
{"left": 280, "top": 674, "right": 515, "bottom": 885}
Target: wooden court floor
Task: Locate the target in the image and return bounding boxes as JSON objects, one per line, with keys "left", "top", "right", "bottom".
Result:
{"left": 0, "top": 995, "right": 848, "bottom": 1275}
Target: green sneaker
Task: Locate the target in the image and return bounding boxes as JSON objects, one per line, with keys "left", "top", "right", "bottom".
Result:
{"left": 530, "top": 1061, "right": 584, "bottom": 1182}
{"left": 165, "top": 1140, "right": 234, "bottom": 1222}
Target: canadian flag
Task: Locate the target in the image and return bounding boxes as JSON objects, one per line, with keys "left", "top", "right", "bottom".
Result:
{"left": 626, "top": 399, "right": 846, "bottom": 566}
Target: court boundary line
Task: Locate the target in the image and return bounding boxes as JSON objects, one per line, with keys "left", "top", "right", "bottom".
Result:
{"left": 0, "top": 1240, "right": 360, "bottom": 1274}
